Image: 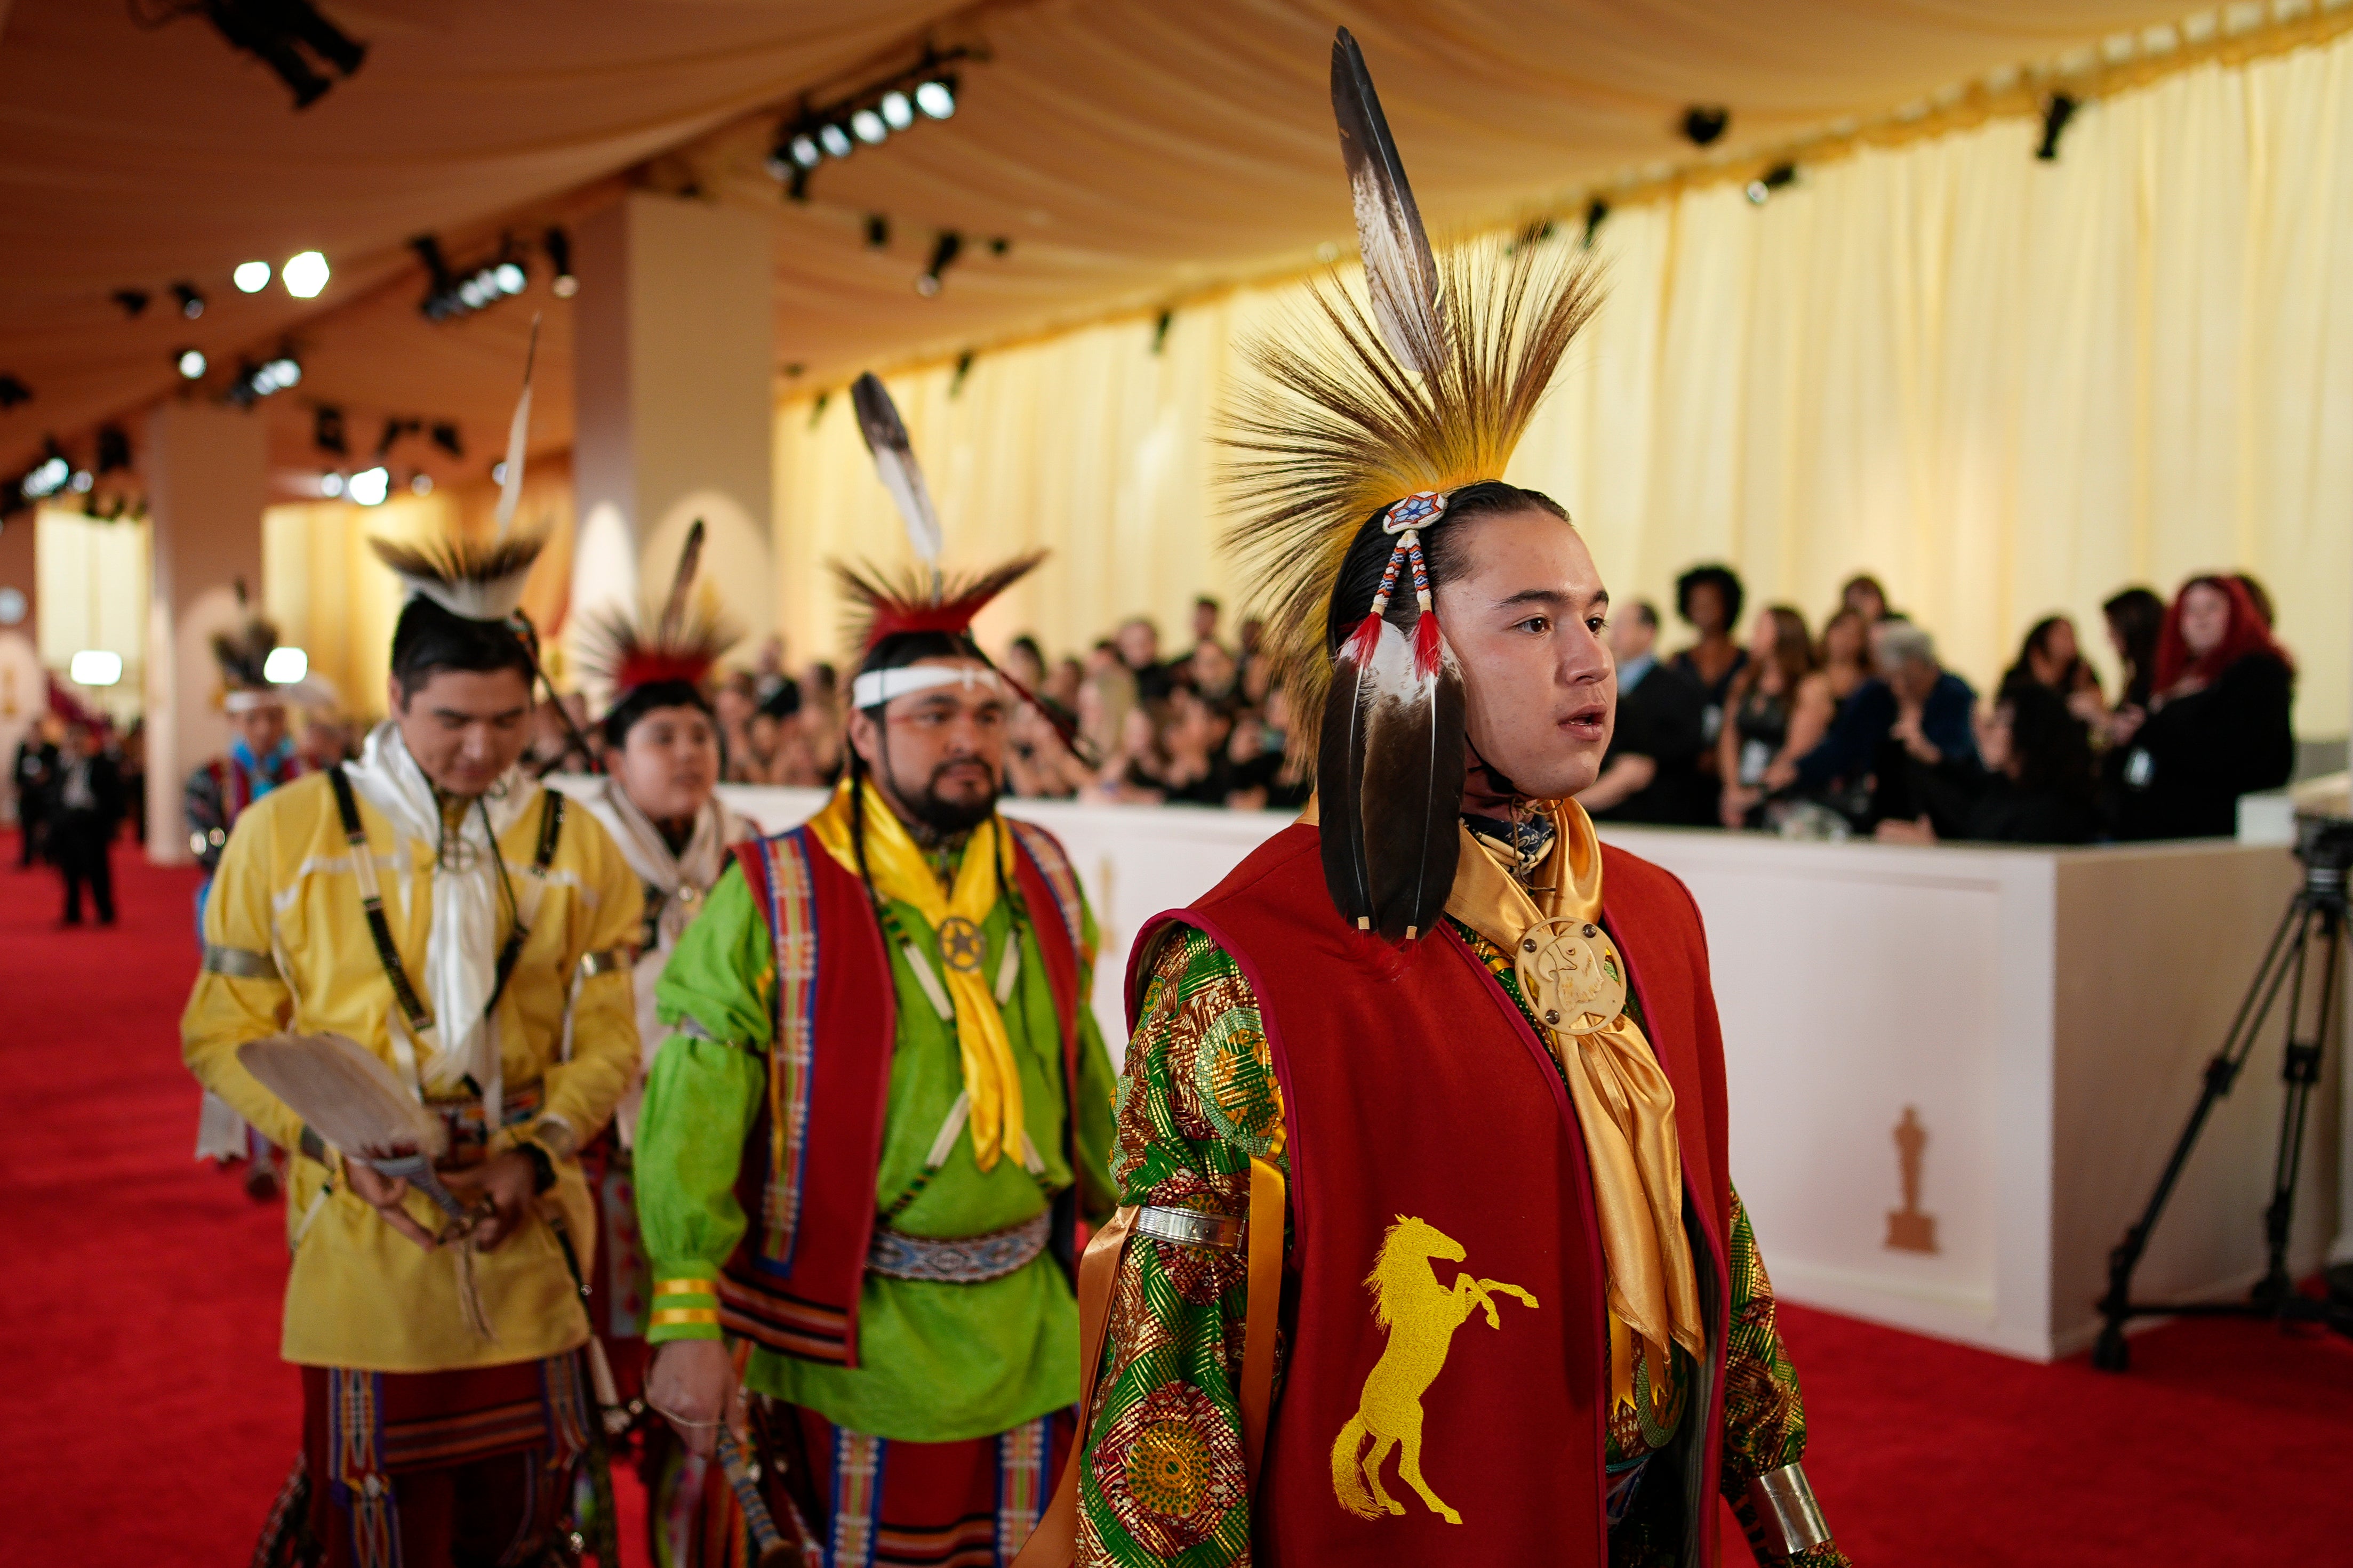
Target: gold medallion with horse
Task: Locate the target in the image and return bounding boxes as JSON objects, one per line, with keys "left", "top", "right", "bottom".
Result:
{"left": 935, "top": 914, "right": 986, "bottom": 975}
{"left": 1513, "top": 916, "right": 1628, "bottom": 1037}
{"left": 1331, "top": 1217, "right": 1539, "bottom": 1526}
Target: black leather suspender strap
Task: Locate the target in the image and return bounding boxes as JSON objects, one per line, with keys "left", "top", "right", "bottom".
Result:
{"left": 327, "top": 763, "right": 434, "bottom": 1035}
{"left": 326, "top": 766, "right": 565, "bottom": 1036}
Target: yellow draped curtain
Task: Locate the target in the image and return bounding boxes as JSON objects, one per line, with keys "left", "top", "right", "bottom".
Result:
{"left": 775, "top": 35, "right": 2352, "bottom": 737}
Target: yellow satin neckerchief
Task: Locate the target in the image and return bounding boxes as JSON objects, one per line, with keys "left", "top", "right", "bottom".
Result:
{"left": 1442, "top": 799, "right": 1704, "bottom": 1409}
{"left": 806, "top": 776, "right": 1026, "bottom": 1172}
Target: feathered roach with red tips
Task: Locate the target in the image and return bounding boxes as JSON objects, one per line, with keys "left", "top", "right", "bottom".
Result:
{"left": 577, "top": 519, "right": 739, "bottom": 703}
{"left": 831, "top": 553, "right": 1048, "bottom": 654}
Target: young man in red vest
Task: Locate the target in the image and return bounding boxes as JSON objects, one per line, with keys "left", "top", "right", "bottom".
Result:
{"left": 635, "top": 375, "right": 1119, "bottom": 1567}
{"left": 1044, "top": 31, "right": 1850, "bottom": 1568}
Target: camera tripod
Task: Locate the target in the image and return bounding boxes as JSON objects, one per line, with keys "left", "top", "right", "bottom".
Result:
{"left": 2092, "top": 815, "right": 2353, "bottom": 1372}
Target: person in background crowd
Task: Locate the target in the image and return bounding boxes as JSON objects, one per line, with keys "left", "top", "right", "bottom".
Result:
{"left": 750, "top": 633, "right": 797, "bottom": 710}
{"left": 714, "top": 671, "right": 759, "bottom": 783}
{"left": 2086, "top": 586, "right": 2167, "bottom": 829}
{"left": 1045, "top": 654, "right": 1084, "bottom": 715}
{"left": 14, "top": 712, "right": 60, "bottom": 869}
{"left": 1094, "top": 699, "right": 1174, "bottom": 803}
{"left": 1077, "top": 656, "right": 1137, "bottom": 768}
{"left": 1840, "top": 572, "right": 1891, "bottom": 625}
{"left": 117, "top": 717, "right": 146, "bottom": 848}
{"left": 49, "top": 718, "right": 124, "bottom": 926}
{"left": 1876, "top": 682, "right": 2098, "bottom": 846}
{"left": 2111, "top": 573, "right": 2295, "bottom": 840}
{"left": 1669, "top": 562, "right": 1748, "bottom": 788}
{"left": 1116, "top": 614, "right": 1174, "bottom": 701}
{"left": 1819, "top": 606, "right": 1872, "bottom": 703}
{"left": 1797, "top": 619, "right": 1977, "bottom": 826}
{"left": 1188, "top": 636, "right": 1240, "bottom": 701}
{"left": 2000, "top": 615, "right": 2102, "bottom": 707}
{"left": 1188, "top": 593, "right": 1227, "bottom": 662}
{"left": 1580, "top": 599, "right": 1706, "bottom": 824}
{"left": 800, "top": 660, "right": 845, "bottom": 782}
{"left": 1718, "top": 605, "right": 1832, "bottom": 829}
{"left": 296, "top": 711, "right": 353, "bottom": 771}
{"left": 1227, "top": 685, "right": 1311, "bottom": 810}
{"left": 525, "top": 690, "right": 597, "bottom": 776}
{"left": 1144, "top": 685, "right": 1238, "bottom": 806}
{"left": 1004, "top": 633, "right": 1048, "bottom": 696}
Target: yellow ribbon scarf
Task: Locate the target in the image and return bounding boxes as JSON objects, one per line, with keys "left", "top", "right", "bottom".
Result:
{"left": 1443, "top": 799, "right": 1704, "bottom": 1407}
{"left": 807, "top": 776, "right": 1026, "bottom": 1172}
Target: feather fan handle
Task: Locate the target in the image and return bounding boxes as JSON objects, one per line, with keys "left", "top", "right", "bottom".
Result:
{"left": 657, "top": 519, "right": 706, "bottom": 646}
{"left": 850, "top": 373, "right": 944, "bottom": 569}
{"left": 237, "top": 1032, "right": 446, "bottom": 1160}
{"left": 1331, "top": 28, "right": 1448, "bottom": 376}
{"left": 495, "top": 315, "right": 540, "bottom": 540}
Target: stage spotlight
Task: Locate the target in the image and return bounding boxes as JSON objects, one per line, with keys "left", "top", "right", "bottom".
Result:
{"left": 866, "top": 214, "right": 890, "bottom": 250}
{"left": 69, "top": 469, "right": 93, "bottom": 494}
{"left": 0, "top": 376, "right": 30, "bottom": 410}
{"left": 283, "top": 251, "right": 330, "bottom": 298}
{"left": 314, "top": 405, "right": 347, "bottom": 455}
{"left": 23, "top": 452, "right": 70, "bottom": 500}
{"left": 113, "top": 289, "right": 151, "bottom": 319}
{"left": 915, "top": 77, "right": 956, "bottom": 119}
{"left": 177, "top": 348, "right": 208, "bottom": 380}
{"left": 264, "top": 353, "right": 301, "bottom": 389}
{"left": 1681, "top": 105, "right": 1730, "bottom": 147}
{"left": 95, "top": 427, "right": 131, "bottom": 474}
{"left": 788, "top": 132, "right": 822, "bottom": 170}
{"left": 491, "top": 461, "right": 508, "bottom": 485}
{"left": 318, "top": 471, "right": 345, "bottom": 498}
{"left": 2037, "top": 94, "right": 2078, "bottom": 160}
{"left": 263, "top": 646, "right": 308, "bottom": 684}
{"left": 348, "top": 466, "right": 390, "bottom": 506}
{"left": 493, "top": 261, "right": 526, "bottom": 294}
{"left": 429, "top": 422, "right": 463, "bottom": 459}
{"left": 234, "top": 260, "right": 271, "bottom": 293}
{"left": 194, "top": 0, "right": 367, "bottom": 110}
{"left": 851, "top": 107, "right": 889, "bottom": 145}
{"left": 543, "top": 228, "right": 578, "bottom": 298}
{"left": 819, "top": 121, "right": 855, "bottom": 159}
{"left": 174, "top": 283, "right": 206, "bottom": 319}
{"left": 880, "top": 91, "right": 914, "bottom": 131}
{"left": 69, "top": 650, "right": 122, "bottom": 687}
{"left": 410, "top": 472, "right": 433, "bottom": 497}
{"left": 916, "top": 231, "right": 963, "bottom": 296}
{"left": 1746, "top": 163, "right": 1797, "bottom": 204}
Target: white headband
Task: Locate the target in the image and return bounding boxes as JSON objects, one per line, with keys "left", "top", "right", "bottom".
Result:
{"left": 851, "top": 664, "right": 1004, "bottom": 711}
{"left": 223, "top": 689, "right": 285, "bottom": 714}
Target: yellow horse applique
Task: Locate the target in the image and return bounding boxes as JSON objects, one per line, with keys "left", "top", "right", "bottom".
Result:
{"left": 1331, "top": 1215, "right": 1539, "bottom": 1525}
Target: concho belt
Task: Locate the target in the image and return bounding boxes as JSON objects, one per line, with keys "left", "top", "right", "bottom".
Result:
{"left": 866, "top": 1210, "right": 1051, "bottom": 1283}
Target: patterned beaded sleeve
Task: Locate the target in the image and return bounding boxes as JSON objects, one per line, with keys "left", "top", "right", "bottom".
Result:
{"left": 1720, "top": 1188, "right": 1854, "bottom": 1566}
{"left": 1075, "top": 926, "right": 1278, "bottom": 1568}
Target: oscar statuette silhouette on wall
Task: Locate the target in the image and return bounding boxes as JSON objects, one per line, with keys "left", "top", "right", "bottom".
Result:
{"left": 1885, "top": 1106, "right": 1938, "bottom": 1253}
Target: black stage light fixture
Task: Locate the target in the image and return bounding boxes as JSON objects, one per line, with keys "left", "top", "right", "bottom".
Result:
{"left": 950, "top": 351, "right": 975, "bottom": 397}
{"left": 314, "top": 404, "right": 348, "bottom": 455}
{"left": 374, "top": 416, "right": 420, "bottom": 457}
{"left": 543, "top": 227, "right": 578, "bottom": 298}
{"left": 95, "top": 425, "right": 132, "bottom": 475}
{"left": 866, "top": 214, "right": 891, "bottom": 250}
{"left": 429, "top": 421, "right": 463, "bottom": 459}
{"left": 917, "top": 231, "right": 963, "bottom": 296}
{"left": 988, "top": 237, "right": 1011, "bottom": 256}
{"left": 1681, "top": 105, "right": 1731, "bottom": 148}
{"left": 113, "top": 288, "right": 152, "bottom": 318}
{"left": 1746, "top": 162, "right": 1797, "bottom": 204}
{"left": 412, "top": 235, "right": 458, "bottom": 319}
{"left": 174, "top": 282, "right": 206, "bottom": 319}
{"left": 193, "top": 0, "right": 368, "bottom": 110}
{"left": 0, "top": 375, "right": 30, "bottom": 410}
{"left": 1583, "top": 198, "right": 1610, "bottom": 248}
{"left": 2037, "top": 94, "right": 2079, "bottom": 161}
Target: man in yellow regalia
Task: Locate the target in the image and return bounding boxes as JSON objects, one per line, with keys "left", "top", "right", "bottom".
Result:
{"left": 182, "top": 527, "right": 644, "bottom": 1568}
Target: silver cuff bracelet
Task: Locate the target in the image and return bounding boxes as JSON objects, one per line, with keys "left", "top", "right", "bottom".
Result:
{"left": 1737, "top": 1461, "right": 1832, "bottom": 1560}
{"left": 202, "top": 943, "right": 280, "bottom": 980}
{"left": 1133, "top": 1204, "right": 1244, "bottom": 1251}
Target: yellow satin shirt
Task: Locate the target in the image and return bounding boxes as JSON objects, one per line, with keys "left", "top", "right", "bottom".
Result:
{"left": 181, "top": 769, "right": 642, "bottom": 1372}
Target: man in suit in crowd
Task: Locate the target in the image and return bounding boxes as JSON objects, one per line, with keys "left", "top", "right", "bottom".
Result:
{"left": 1580, "top": 599, "right": 1709, "bottom": 825}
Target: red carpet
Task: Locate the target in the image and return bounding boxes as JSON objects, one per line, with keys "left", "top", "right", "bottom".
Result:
{"left": 3, "top": 832, "right": 2348, "bottom": 1564}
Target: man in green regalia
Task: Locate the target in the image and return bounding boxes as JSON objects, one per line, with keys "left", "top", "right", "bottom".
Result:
{"left": 632, "top": 373, "right": 1118, "bottom": 1567}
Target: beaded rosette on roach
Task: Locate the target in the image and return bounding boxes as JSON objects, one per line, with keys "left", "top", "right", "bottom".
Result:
{"left": 1219, "top": 28, "right": 1601, "bottom": 943}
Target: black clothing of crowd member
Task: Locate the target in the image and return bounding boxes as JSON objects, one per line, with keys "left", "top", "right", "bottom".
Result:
{"left": 47, "top": 722, "right": 125, "bottom": 924}
{"left": 1582, "top": 599, "right": 1707, "bottom": 825}
{"left": 1669, "top": 564, "right": 1748, "bottom": 783}
{"left": 13, "top": 725, "right": 58, "bottom": 867}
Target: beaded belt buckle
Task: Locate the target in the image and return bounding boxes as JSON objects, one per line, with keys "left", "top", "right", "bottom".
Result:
{"left": 867, "top": 1209, "right": 1052, "bottom": 1283}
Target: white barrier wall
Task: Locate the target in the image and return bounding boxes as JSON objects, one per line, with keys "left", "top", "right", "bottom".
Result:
{"left": 716, "top": 788, "right": 2334, "bottom": 1361}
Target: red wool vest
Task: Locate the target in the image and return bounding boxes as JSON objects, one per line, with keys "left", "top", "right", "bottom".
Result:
{"left": 719, "top": 819, "right": 1087, "bottom": 1367}
{"left": 1130, "top": 825, "right": 1732, "bottom": 1566}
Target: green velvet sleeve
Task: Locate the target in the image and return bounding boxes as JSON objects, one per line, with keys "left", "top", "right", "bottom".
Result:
{"left": 634, "top": 862, "right": 773, "bottom": 1344}
{"left": 1071, "top": 896, "right": 1121, "bottom": 1224}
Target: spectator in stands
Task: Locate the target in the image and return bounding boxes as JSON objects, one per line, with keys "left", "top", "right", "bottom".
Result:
{"left": 1718, "top": 606, "right": 1834, "bottom": 829}
{"left": 750, "top": 634, "right": 798, "bottom": 711}
{"left": 799, "top": 661, "right": 844, "bottom": 781}
{"left": 13, "top": 714, "right": 60, "bottom": 869}
{"left": 1189, "top": 638, "right": 1240, "bottom": 702}
{"left": 1188, "top": 596, "right": 1227, "bottom": 662}
{"left": 1227, "top": 687, "right": 1311, "bottom": 811}
{"left": 2111, "top": 574, "right": 2295, "bottom": 840}
{"left": 1580, "top": 600, "right": 1706, "bottom": 825}
{"left": 47, "top": 719, "right": 123, "bottom": 926}
{"left": 1150, "top": 687, "right": 1239, "bottom": 807}
{"left": 1875, "top": 682, "right": 2099, "bottom": 846}
{"left": 1116, "top": 616, "right": 1174, "bottom": 701}
{"left": 1840, "top": 573, "right": 1891, "bottom": 624}
{"left": 1077, "top": 660, "right": 1138, "bottom": 771}
{"left": 1669, "top": 564, "right": 1748, "bottom": 788}
{"left": 1819, "top": 607, "right": 1872, "bottom": 703}
{"left": 1796, "top": 619, "right": 1977, "bottom": 826}
{"left": 2000, "top": 615, "right": 2102, "bottom": 706}
{"left": 1045, "top": 655, "right": 1084, "bottom": 715}
{"left": 715, "top": 672, "right": 759, "bottom": 783}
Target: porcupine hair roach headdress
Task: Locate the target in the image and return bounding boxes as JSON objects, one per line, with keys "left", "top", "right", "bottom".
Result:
{"left": 574, "top": 518, "right": 741, "bottom": 745}
{"left": 833, "top": 371, "right": 1050, "bottom": 715}
{"left": 211, "top": 580, "right": 282, "bottom": 711}
{"left": 1219, "top": 27, "right": 1602, "bottom": 944}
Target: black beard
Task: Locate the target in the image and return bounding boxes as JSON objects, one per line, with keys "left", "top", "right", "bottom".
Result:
{"left": 895, "top": 760, "right": 998, "bottom": 839}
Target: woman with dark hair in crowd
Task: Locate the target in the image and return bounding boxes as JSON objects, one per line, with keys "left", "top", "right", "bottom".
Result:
{"left": 1840, "top": 573, "right": 1890, "bottom": 625}
{"left": 1875, "top": 682, "right": 2100, "bottom": 845}
{"left": 2098, "top": 587, "right": 2166, "bottom": 714}
{"left": 1819, "top": 606, "right": 1872, "bottom": 703}
{"left": 1670, "top": 562, "right": 1748, "bottom": 783}
{"left": 2111, "top": 574, "right": 2296, "bottom": 840}
{"left": 1717, "top": 605, "right": 1828, "bottom": 828}
{"left": 2000, "top": 614, "right": 2103, "bottom": 706}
